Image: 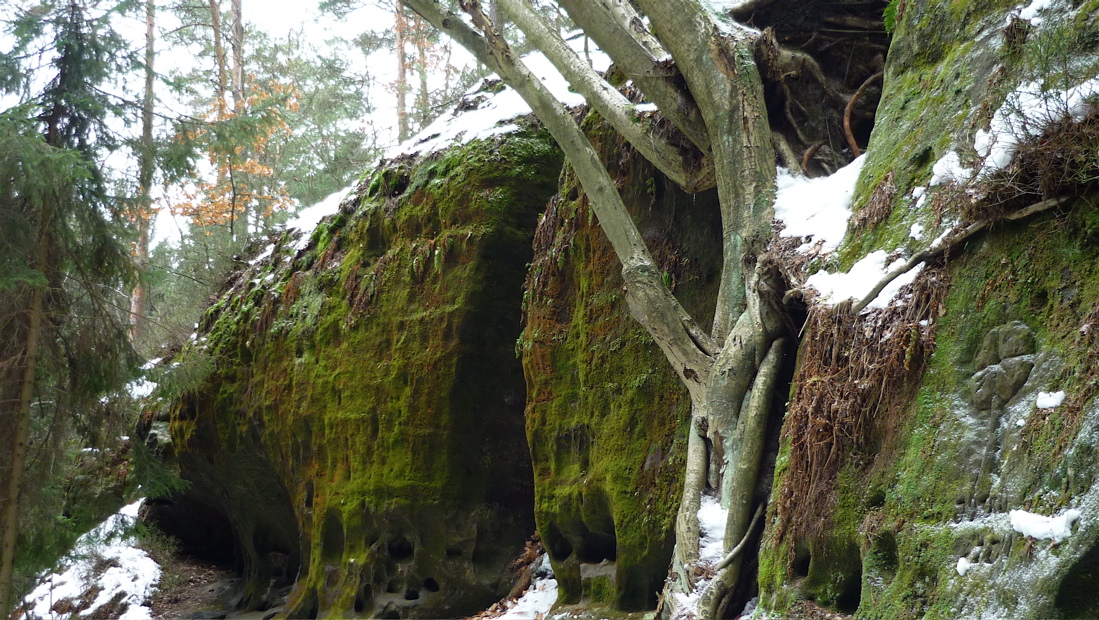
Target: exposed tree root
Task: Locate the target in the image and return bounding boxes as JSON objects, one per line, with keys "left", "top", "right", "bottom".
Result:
{"left": 843, "top": 70, "right": 882, "bottom": 157}
{"left": 773, "top": 131, "right": 803, "bottom": 176}
{"left": 801, "top": 141, "right": 825, "bottom": 176}
{"left": 716, "top": 504, "right": 764, "bottom": 572}
{"left": 758, "top": 28, "right": 847, "bottom": 104}
{"left": 699, "top": 338, "right": 785, "bottom": 620}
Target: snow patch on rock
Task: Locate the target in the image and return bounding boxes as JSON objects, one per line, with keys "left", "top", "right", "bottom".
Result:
{"left": 387, "top": 33, "right": 610, "bottom": 160}
{"left": 1010, "top": 508, "right": 1081, "bottom": 542}
{"left": 1036, "top": 390, "right": 1065, "bottom": 409}
{"left": 774, "top": 155, "right": 865, "bottom": 253}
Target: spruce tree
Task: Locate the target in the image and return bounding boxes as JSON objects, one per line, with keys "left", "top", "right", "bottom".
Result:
{"left": 0, "top": 1, "right": 138, "bottom": 613}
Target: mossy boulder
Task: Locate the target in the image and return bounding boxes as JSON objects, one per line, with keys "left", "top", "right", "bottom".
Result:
{"left": 521, "top": 114, "right": 723, "bottom": 609}
{"left": 760, "top": 0, "right": 1099, "bottom": 618}
{"left": 156, "top": 127, "right": 563, "bottom": 617}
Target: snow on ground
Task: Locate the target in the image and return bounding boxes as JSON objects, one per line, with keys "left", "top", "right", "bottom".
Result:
{"left": 698, "top": 495, "right": 730, "bottom": 563}
{"left": 22, "top": 501, "right": 160, "bottom": 620}
{"left": 670, "top": 495, "right": 730, "bottom": 617}
{"left": 1010, "top": 508, "right": 1082, "bottom": 542}
{"left": 496, "top": 556, "right": 557, "bottom": 620}
{"left": 774, "top": 155, "right": 866, "bottom": 253}
{"left": 387, "top": 33, "right": 610, "bottom": 160}
{"left": 1036, "top": 390, "right": 1066, "bottom": 409}
{"left": 804, "top": 250, "right": 923, "bottom": 311}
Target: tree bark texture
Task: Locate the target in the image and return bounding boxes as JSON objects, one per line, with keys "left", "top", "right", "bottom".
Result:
{"left": 395, "top": 1, "right": 411, "bottom": 142}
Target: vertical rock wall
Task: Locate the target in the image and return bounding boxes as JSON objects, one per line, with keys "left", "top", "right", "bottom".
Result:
{"left": 521, "top": 117, "right": 724, "bottom": 609}
{"left": 760, "top": 1, "right": 1099, "bottom": 617}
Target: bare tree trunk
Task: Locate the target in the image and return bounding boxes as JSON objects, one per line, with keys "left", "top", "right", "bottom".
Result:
{"left": 130, "top": 0, "right": 155, "bottom": 346}
{"left": 398, "top": 0, "right": 785, "bottom": 612}
{"left": 208, "top": 0, "right": 227, "bottom": 124}
{"left": 229, "top": 0, "right": 243, "bottom": 110}
{"left": 414, "top": 16, "right": 429, "bottom": 127}
{"left": 207, "top": 0, "right": 237, "bottom": 239}
{"left": 229, "top": 0, "right": 247, "bottom": 238}
{"left": 395, "top": 1, "right": 410, "bottom": 142}
{"left": 0, "top": 207, "right": 51, "bottom": 618}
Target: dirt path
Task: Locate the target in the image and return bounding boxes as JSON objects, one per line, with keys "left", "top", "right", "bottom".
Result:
{"left": 150, "top": 556, "right": 240, "bottom": 620}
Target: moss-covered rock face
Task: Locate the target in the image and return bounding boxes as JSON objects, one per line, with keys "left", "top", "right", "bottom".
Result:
{"left": 521, "top": 115, "right": 723, "bottom": 610}
{"left": 761, "top": 1, "right": 1099, "bottom": 618}
{"left": 159, "top": 127, "right": 563, "bottom": 617}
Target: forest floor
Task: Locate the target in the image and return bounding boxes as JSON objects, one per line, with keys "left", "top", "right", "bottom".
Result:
{"left": 150, "top": 555, "right": 285, "bottom": 620}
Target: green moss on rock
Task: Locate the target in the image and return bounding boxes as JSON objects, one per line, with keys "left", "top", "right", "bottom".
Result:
{"left": 161, "top": 127, "right": 563, "bottom": 617}
{"left": 521, "top": 114, "right": 723, "bottom": 610}
{"left": 761, "top": 0, "right": 1099, "bottom": 616}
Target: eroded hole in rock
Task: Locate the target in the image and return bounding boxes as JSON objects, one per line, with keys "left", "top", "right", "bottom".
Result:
{"left": 379, "top": 602, "right": 400, "bottom": 619}
{"left": 544, "top": 522, "right": 574, "bottom": 561}
{"left": 354, "top": 583, "right": 372, "bottom": 614}
{"left": 387, "top": 534, "right": 414, "bottom": 561}
{"left": 321, "top": 509, "right": 345, "bottom": 561}
{"left": 792, "top": 541, "right": 811, "bottom": 578}
{"left": 1055, "top": 539, "right": 1099, "bottom": 617}
{"left": 444, "top": 545, "right": 463, "bottom": 557}
{"left": 423, "top": 577, "right": 439, "bottom": 592}
{"left": 304, "top": 480, "right": 314, "bottom": 509}
{"left": 404, "top": 587, "right": 419, "bottom": 601}
{"left": 386, "top": 578, "right": 402, "bottom": 594}
{"left": 577, "top": 532, "right": 617, "bottom": 564}
{"left": 142, "top": 497, "right": 236, "bottom": 566}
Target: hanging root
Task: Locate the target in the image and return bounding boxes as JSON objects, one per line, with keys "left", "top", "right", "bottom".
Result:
{"left": 775, "top": 269, "right": 946, "bottom": 549}
{"left": 843, "top": 70, "right": 882, "bottom": 157}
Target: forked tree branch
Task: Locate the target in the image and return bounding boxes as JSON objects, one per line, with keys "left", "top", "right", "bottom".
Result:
{"left": 497, "top": 0, "right": 714, "bottom": 191}
{"left": 401, "top": 0, "right": 717, "bottom": 383}
{"left": 633, "top": 0, "right": 776, "bottom": 339}
{"left": 556, "top": 0, "right": 713, "bottom": 155}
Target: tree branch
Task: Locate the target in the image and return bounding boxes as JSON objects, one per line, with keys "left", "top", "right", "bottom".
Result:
{"left": 497, "top": 0, "right": 713, "bottom": 191}
{"left": 401, "top": 0, "right": 716, "bottom": 382}
{"left": 556, "top": 0, "right": 712, "bottom": 155}
{"left": 850, "top": 196, "right": 1068, "bottom": 313}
